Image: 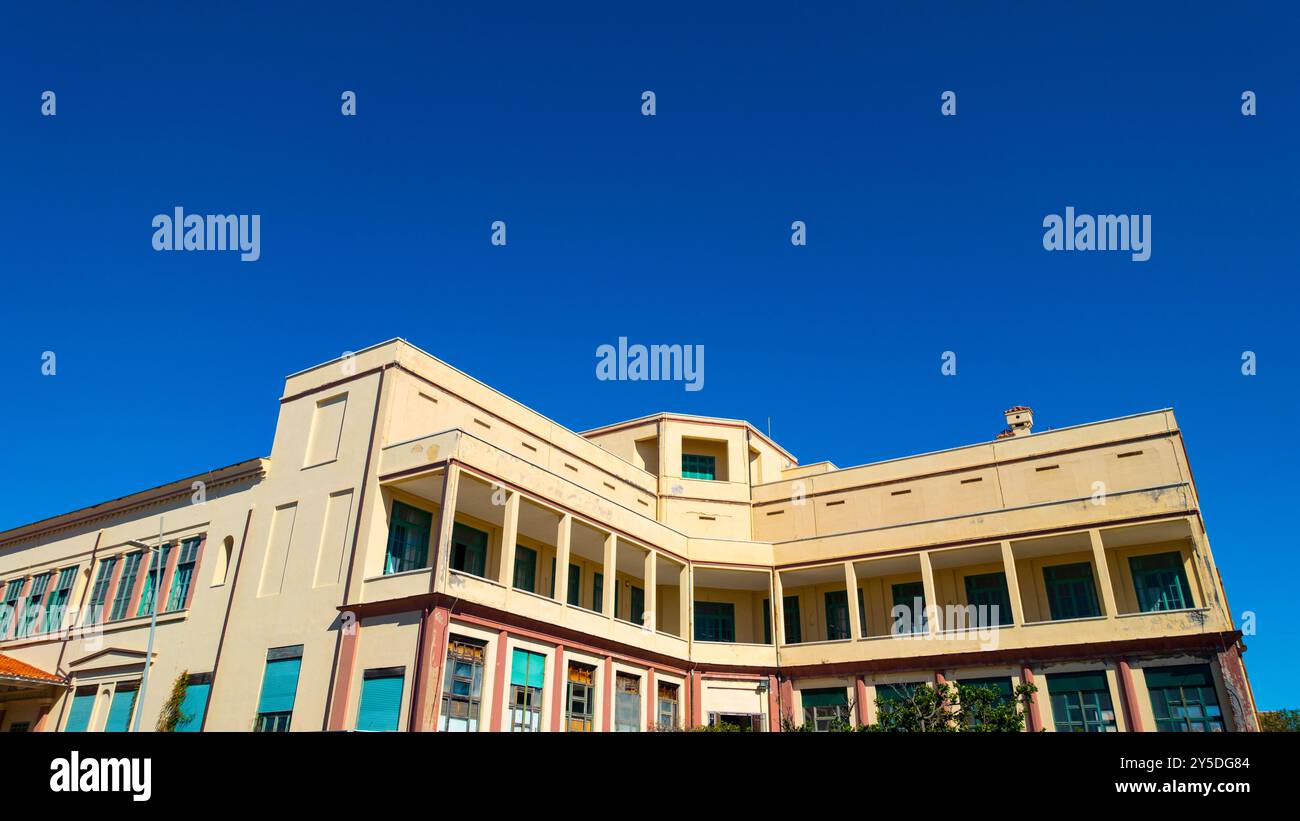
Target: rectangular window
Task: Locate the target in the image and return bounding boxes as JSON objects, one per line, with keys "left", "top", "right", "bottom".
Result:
{"left": 176, "top": 673, "right": 212, "bottom": 732}
{"left": 630, "top": 586, "right": 645, "bottom": 626}
{"left": 1043, "top": 563, "right": 1101, "bottom": 621}
{"left": 615, "top": 673, "right": 641, "bottom": 732}
{"left": 802, "top": 687, "right": 849, "bottom": 732}
{"left": 512, "top": 545, "right": 537, "bottom": 592}
{"left": 64, "top": 686, "right": 97, "bottom": 732}
{"left": 85, "top": 557, "right": 117, "bottom": 625}
{"left": 356, "top": 668, "right": 405, "bottom": 732}
{"left": 45, "top": 567, "right": 78, "bottom": 633}
{"left": 440, "top": 638, "right": 486, "bottom": 732}
{"left": 1146, "top": 665, "right": 1224, "bottom": 732}
{"left": 16, "top": 572, "right": 51, "bottom": 638}
{"left": 964, "top": 572, "right": 1013, "bottom": 626}
{"left": 136, "top": 544, "right": 173, "bottom": 617}
{"left": 103, "top": 682, "right": 139, "bottom": 732}
{"left": 957, "top": 676, "right": 1014, "bottom": 726}
{"left": 567, "top": 564, "right": 581, "bottom": 606}
{"left": 593, "top": 572, "right": 604, "bottom": 613}
{"left": 255, "top": 645, "right": 303, "bottom": 732}
{"left": 681, "top": 454, "right": 716, "bottom": 480}
{"left": 566, "top": 663, "right": 596, "bottom": 732}
{"left": 657, "top": 682, "right": 679, "bottom": 730}
{"left": 783, "top": 595, "right": 802, "bottom": 644}
{"left": 509, "top": 649, "right": 546, "bottom": 732}
{"left": 1047, "top": 671, "right": 1117, "bottom": 732}
{"left": 109, "top": 553, "right": 143, "bottom": 621}
{"left": 385, "top": 502, "right": 432, "bottom": 575}
{"left": 890, "top": 581, "right": 927, "bottom": 634}
{"left": 875, "top": 682, "right": 926, "bottom": 724}
{"left": 693, "top": 601, "right": 736, "bottom": 642}
{"left": 1129, "top": 552, "right": 1194, "bottom": 612}
{"left": 1, "top": 579, "right": 25, "bottom": 638}
{"left": 164, "top": 537, "right": 202, "bottom": 612}
{"left": 763, "top": 598, "right": 771, "bottom": 644}
{"left": 825, "top": 590, "right": 851, "bottom": 640}
{"left": 449, "top": 523, "right": 488, "bottom": 578}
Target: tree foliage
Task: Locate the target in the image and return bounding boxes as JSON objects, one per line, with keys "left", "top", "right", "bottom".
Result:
{"left": 780, "top": 681, "right": 1039, "bottom": 732}
{"left": 1259, "top": 709, "right": 1300, "bottom": 732}
{"left": 155, "top": 670, "right": 191, "bottom": 732}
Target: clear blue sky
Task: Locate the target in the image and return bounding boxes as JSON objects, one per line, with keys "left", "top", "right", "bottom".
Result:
{"left": 1, "top": 2, "right": 1296, "bottom": 708}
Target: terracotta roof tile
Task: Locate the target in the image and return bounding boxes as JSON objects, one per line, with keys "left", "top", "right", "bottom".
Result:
{"left": 0, "top": 653, "right": 65, "bottom": 684}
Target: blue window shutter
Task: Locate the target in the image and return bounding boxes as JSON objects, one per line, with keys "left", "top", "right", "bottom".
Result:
{"left": 104, "top": 686, "right": 138, "bottom": 732}
{"left": 176, "top": 682, "right": 211, "bottom": 732}
{"left": 356, "top": 674, "right": 404, "bottom": 731}
{"left": 64, "top": 691, "right": 95, "bottom": 732}
{"left": 257, "top": 657, "right": 302, "bottom": 714}
{"left": 511, "top": 649, "right": 545, "bottom": 688}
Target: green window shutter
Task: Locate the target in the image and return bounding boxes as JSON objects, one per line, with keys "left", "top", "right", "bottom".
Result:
{"left": 963, "top": 572, "right": 1013, "bottom": 626}
{"left": 257, "top": 651, "right": 303, "bottom": 715}
{"left": 109, "top": 553, "right": 143, "bottom": 621}
{"left": 1043, "top": 562, "right": 1101, "bottom": 620}
{"left": 801, "top": 687, "right": 848, "bottom": 707}
{"left": 693, "top": 602, "right": 735, "bottom": 642}
{"left": 630, "top": 586, "right": 645, "bottom": 625}
{"left": 64, "top": 689, "right": 96, "bottom": 732}
{"left": 857, "top": 588, "right": 866, "bottom": 634}
{"left": 783, "top": 596, "right": 802, "bottom": 643}
{"left": 891, "top": 581, "right": 927, "bottom": 633}
{"left": 1046, "top": 671, "right": 1109, "bottom": 695}
{"left": 681, "top": 454, "right": 716, "bottom": 480}
{"left": 1129, "top": 552, "right": 1194, "bottom": 612}
{"left": 762, "top": 599, "right": 771, "bottom": 644}
{"left": 176, "top": 681, "right": 211, "bottom": 732}
{"left": 567, "top": 564, "right": 581, "bottom": 606}
{"left": 957, "top": 676, "right": 1014, "bottom": 703}
{"left": 450, "top": 523, "right": 488, "bottom": 577}
{"left": 825, "top": 590, "right": 851, "bottom": 639}
{"left": 593, "top": 573, "right": 603, "bottom": 612}
{"left": 103, "top": 685, "right": 138, "bottom": 732}
{"left": 511, "top": 649, "right": 545, "bottom": 689}
{"left": 549, "top": 558, "right": 556, "bottom": 597}
{"left": 386, "top": 502, "right": 432, "bottom": 574}
{"left": 356, "top": 672, "right": 405, "bottom": 732}
{"left": 513, "top": 545, "right": 537, "bottom": 592}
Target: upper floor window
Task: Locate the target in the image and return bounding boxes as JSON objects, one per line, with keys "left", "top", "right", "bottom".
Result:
{"left": 15, "top": 572, "right": 51, "bottom": 638}
{"left": 45, "top": 567, "right": 78, "bottom": 632}
{"left": 0, "top": 578, "right": 26, "bottom": 638}
{"left": 255, "top": 645, "right": 303, "bottom": 732}
{"left": 693, "top": 601, "right": 735, "bottom": 642}
{"left": 682, "top": 454, "right": 716, "bottom": 480}
{"left": 109, "top": 553, "right": 143, "bottom": 621}
{"left": 802, "top": 687, "right": 850, "bottom": 731}
{"left": 1043, "top": 563, "right": 1101, "bottom": 621}
{"left": 136, "top": 544, "right": 173, "bottom": 617}
{"left": 964, "top": 572, "right": 1014, "bottom": 626}
{"left": 85, "top": 557, "right": 118, "bottom": 625}
{"left": 656, "top": 682, "right": 679, "bottom": 730}
{"left": 385, "top": 502, "right": 432, "bottom": 575}
{"left": 165, "top": 537, "right": 202, "bottom": 612}
{"left": 614, "top": 673, "right": 641, "bottom": 732}
{"left": 449, "top": 523, "right": 488, "bottom": 578}
{"left": 566, "top": 663, "right": 595, "bottom": 732}
{"left": 1129, "top": 552, "right": 1194, "bottom": 612}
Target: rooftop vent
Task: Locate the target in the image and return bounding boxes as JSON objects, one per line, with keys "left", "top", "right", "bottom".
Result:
{"left": 998, "top": 405, "right": 1033, "bottom": 439}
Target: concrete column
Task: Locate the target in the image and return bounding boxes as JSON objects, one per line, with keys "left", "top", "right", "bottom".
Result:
{"left": 844, "top": 561, "right": 861, "bottom": 640}
{"left": 498, "top": 490, "right": 519, "bottom": 588}
{"left": 690, "top": 670, "right": 703, "bottom": 727}
{"left": 412, "top": 606, "right": 451, "bottom": 731}
{"left": 773, "top": 570, "right": 786, "bottom": 645}
{"left": 1021, "top": 665, "right": 1042, "bottom": 732}
{"left": 642, "top": 550, "right": 657, "bottom": 631}
{"left": 554, "top": 514, "right": 572, "bottom": 604}
{"left": 550, "top": 645, "right": 565, "bottom": 732}
{"left": 855, "top": 676, "right": 869, "bottom": 726}
{"left": 779, "top": 677, "right": 794, "bottom": 727}
{"left": 1088, "top": 529, "right": 1119, "bottom": 617}
{"left": 1116, "top": 658, "right": 1144, "bottom": 732}
{"left": 645, "top": 668, "right": 656, "bottom": 730}
{"left": 602, "top": 532, "right": 616, "bottom": 619}
{"left": 768, "top": 675, "right": 782, "bottom": 732}
{"left": 602, "top": 656, "right": 613, "bottom": 731}
{"left": 679, "top": 563, "right": 691, "bottom": 640}
{"left": 919, "top": 551, "right": 939, "bottom": 636}
{"left": 432, "top": 465, "right": 462, "bottom": 592}
{"left": 489, "top": 629, "right": 509, "bottom": 732}
{"left": 1000, "top": 540, "right": 1026, "bottom": 625}
{"left": 328, "top": 614, "right": 361, "bottom": 731}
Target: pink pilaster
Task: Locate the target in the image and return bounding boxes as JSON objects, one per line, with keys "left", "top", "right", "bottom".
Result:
{"left": 550, "top": 645, "right": 565, "bottom": 732}
{"left": 645, "top": 667, "right": 655, "bottom": 731}
{"left": 490, "top": 629, "right": 510, "bottom": 732}
{"left": 601, "top": 656, "right": 613, "bottom": 731}
{"left": 1116, "top": 658, "right": 1144, "bottom": 732}
{"left": 855, "top": 676, "right": 869, "bottom": 726}
{"left": 1021, "top": 665, "right": 1042, "bottom": 732}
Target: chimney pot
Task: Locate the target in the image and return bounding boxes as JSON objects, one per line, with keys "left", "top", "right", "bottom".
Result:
{"left": 1001, "top": 406, "right": 1034, "bottom": 437}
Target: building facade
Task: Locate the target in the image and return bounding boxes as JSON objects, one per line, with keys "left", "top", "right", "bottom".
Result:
{"left": 0, "top": 340, "right": 1258, "bottom": 733}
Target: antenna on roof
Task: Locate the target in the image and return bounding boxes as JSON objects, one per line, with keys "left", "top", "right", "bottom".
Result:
{"left": 767, "top": 417, "right": 772, "bottom": 439}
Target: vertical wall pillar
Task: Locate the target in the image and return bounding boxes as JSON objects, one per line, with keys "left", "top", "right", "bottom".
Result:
{"left": 769, "top": 675, "right": 782, "bottom": 732}
{"left": 844, "top": 562, "right": 861, "bottom": 640}
{"left": 410, "top": 606, "right": 451, "bottom": 732}
{"left": 645, "top": 668, "right": 656, "bottom": 730}
{"left": 489, "top": 628, "right": 509, "bottom": 732}
{"left": 679, "top": 564, "right": 691, "bottom": 641}
{"left": 431, "top": 465, "right": 462, "bottom": 592}
{"left": 1021, "top": 665, "right": 1042, "bottom": 732}
{"left": 1000, "top": 540, "right": 1026, "bottom": 626}
{"left": 690, "top": 670, "right": 703, "bottom": 728}
{"left": 554, "top": 514, "right": 572, "bottom": 604}
{"left": 919, "top": 551, "right": 939, "bottom": 636}
{"left": 1116, "top": 658, "right": 1144, "bottom": 732}
{"left": 779, "top": 677, "right": 794, "bottom": 728}
{"left": 1088, "top": 529, "right": 1119, "bottom": 618}
{"left": 643, "top": 550, "right": 657, "bottom": 631}
{"left": 498, "top": 490, "right": 520, "bottom": 589}
{"left": 602, "top": 656, "right": 613, "bottom": 731}
{"left": 772, "top": 570, "right": 786, "bottom": 645}
{"left": 602, "top": 533, "right": 616, "bottom": 619}
{"left": 855, "top": 676, "right": 869, "bottom": 726}
{"left": 550, "top": 645, "right": 565, "bottom": 732}
{"left": 328, "top": 614, "right": 361, "bottom": 731}
{"left": 1216, "top": 644, "right": 1259, "bottom": 732}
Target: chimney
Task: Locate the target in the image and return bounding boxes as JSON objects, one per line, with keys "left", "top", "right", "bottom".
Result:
{"left": 1000, "top": 406, "right": 1033, "bottom": 438}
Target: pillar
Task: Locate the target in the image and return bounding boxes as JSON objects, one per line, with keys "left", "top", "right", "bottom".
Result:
{"left": 432, "top": 465, "right": 462, "bottom": 592}
{"left": 844, "top": 561, "right": 861, "bottom": 640}
{"left": 1116, "top": 658, "right": 1144, "bottom": 732}
{"left": 1021, "top": 665, "right": 1042, "bottom": 732}
{"left": 554, "top": 514, "right": 572, "bottom": 604}
{"left": 498, "top": 490, "right": 519, "bottom": 588}
{"left": 919, "top": 551, "right": 939, "bottom": 636}
{"left": 642, "top": 550, "right": 657, "bottom": 631}
{"left": 1000, "top": 540, "right": 1026, "bottom": 625}
{"left": 645, "top": 668, "right": 656, "bottom": 730}
{"left": 328, "top": 613, "right": 361, "bottom": 731}
{"left": 855, "top": 676, "right": 869, "bottom": 726}
{"left": 1088, "top": 529, "right": 1118, "bottom": 617}
{"left": 489, "top": 629, "right": 509, "bottom": 732}
{"left": 550, "top": 645, "right": 565, "bottom": 732}
{"left": 602, "top": 656, "right": 613, "bottom": 731}
{"left": 602, "top": 533, "right": 616, "bottom": 619}
{"left": 679, "top": 563, "right": 691, "bottom": 640}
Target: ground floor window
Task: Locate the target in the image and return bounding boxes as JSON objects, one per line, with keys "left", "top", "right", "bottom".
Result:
{"left": 63, "top": 686, "right": 97, "bottom": 732}
{"left": 708, "top": 712, "right": 762, "bottom": 731}
{"left": 615, "top": 673, "right": 641, "bottom": 732}
{"left": 566, "top": 663, "right": 595, "bottom": 732}
{"left": 657, "top": 682, "right": 679, "bottom": 730}
{"left": 176, "top": 672, "right": 212, "bottom": 732}
{"left": 104, "top": 681, "right": 139, "bottom": 732}
{"left": 509, "top": 649, "right": 545, "bottom": 732}
{"left": 1146, "top": 665, "right": 1224, "bottom": 732}
{"left": 440, "top": 638, "right": 486, "bottom": 732}
{"left": 255, "top": 645, "right": 303, "bottom": 733}
{"left": 356, "top": 668, "right": 405, "bottom": 732}
{"left": 802, "top": 687, "right": 850, "bottom": 731}
{"left": 1047, "top": 671, "right": 1117, "bottom": 732}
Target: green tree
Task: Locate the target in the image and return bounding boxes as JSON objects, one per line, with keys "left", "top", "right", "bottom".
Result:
{"left": 155, "top": 670, "right": 191, "bottom": 732}
{"left": 1259, "top": 709, "right": 1300, "bottom": 732}
{"left": 865, "top": 681, "right": 1039, "bottom": 732}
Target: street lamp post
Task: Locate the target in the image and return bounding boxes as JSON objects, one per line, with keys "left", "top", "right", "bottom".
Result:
{"left": 127, "top": 516, "right": 164, "bottom": 733}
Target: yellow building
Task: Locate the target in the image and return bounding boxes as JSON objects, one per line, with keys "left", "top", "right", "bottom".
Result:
{"left": 0, "top": 340, "right": 1257, "bottom": 732}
